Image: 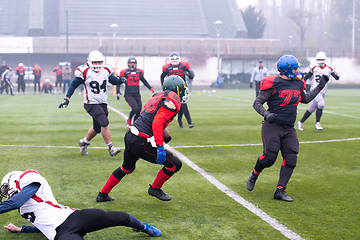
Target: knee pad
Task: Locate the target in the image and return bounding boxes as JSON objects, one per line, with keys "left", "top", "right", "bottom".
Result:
{"left": 283, "top": 154, "right": 297, "bottom": 168}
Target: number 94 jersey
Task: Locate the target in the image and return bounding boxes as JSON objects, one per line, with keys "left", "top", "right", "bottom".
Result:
{"left": 75, "top": 64, "right": 113, "bottom": 104}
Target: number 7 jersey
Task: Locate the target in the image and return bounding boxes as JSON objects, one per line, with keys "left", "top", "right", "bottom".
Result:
{"left": 75, "top": 64, "right": 113, "bottom": 104}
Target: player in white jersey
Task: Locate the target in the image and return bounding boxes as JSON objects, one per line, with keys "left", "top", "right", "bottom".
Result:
{"left": 59, "top": 50, "right": 126, "bottom": 156}
{"left": 296, "top": 51, "right": 340, "bottom": 131}
{"left": 0, "top": 170, "right": 162, "bottom": 239}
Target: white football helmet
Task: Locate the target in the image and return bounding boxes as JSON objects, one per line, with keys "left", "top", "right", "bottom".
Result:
{"left": 169, "top": 52, "right": 180, "bottom": 66}
{"left": 87, "top": 50, "right": 105, "bottom": 72}
{"left": 18, "top": 63, "right": 24, "bottom": 67}
{"left": 316, "top": 51, "right": 326, "bottom": 67}
{"left": 1, "top": 171, "right": 23, "bottom": 202}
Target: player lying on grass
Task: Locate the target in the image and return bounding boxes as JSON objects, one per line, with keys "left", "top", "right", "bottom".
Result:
{"left": 0, "top": 170, "right": 162, "bottom": 239}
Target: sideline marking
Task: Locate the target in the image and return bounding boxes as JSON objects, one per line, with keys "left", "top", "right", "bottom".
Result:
{"left": 108, "top": 105, "right": 304, "bottom": 240}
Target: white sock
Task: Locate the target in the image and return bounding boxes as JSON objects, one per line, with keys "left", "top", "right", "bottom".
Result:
{"left": 106, "top": 142, "right": 113, "bottom": 149}
{"left": 83, "top": 137, "right": 90, "bottom": 144}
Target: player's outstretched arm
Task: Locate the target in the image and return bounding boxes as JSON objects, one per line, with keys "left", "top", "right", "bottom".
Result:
{"left": 301, "top": 75, "right": 329, "bottom": 103}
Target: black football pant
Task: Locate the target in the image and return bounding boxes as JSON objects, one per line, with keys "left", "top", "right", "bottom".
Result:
{"left": 84, "top": 103, "right": 109, "bottom": 133}
{"left": 125, "top": 95, "right": 142, "bottom": 121}
{"left": 177, "top": 103, "right": 192, "bottom": 124}
{"left": 254, "top": 121, "right": 299, "bottom": 189}
{"left": 17, "top": 79, "right": 26, "bottom": 93}
{"left": 113, "top": 130, "right": 182, "bottom": 180}
{"left": 34, "top": 79, "right": 41, "bottom": 93}
{"left": 55, "top": 209, "right": 131, "bottom": 240}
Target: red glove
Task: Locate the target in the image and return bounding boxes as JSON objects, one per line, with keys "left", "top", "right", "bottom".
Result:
{"left": 150, "top": 88, "right": 155, "bottom": 93}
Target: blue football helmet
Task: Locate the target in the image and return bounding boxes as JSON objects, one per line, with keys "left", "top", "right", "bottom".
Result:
{"left": 169, "top": 52, "right": 180, "bottom": 66}
{"left": 277, "top": 55, "right": 301, "bottom": 79}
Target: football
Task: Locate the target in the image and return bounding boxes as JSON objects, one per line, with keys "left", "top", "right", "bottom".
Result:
{"left": 163, "top": 128, "right": 171, "bottom": 143}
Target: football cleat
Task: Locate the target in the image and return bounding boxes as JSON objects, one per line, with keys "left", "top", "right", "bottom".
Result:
{"left": 273, "top": 188, "right": 293, "bottom": 202}
{"left": 296, "top": 121, "right": 303, "bottom": 131}
{"left": 108, "top": 146, "right": 121, "bottom": 157}
{"left": 148, "top": 184, "right": 171, "bottom": 201}
{"left": 188, "top": 122, "right": 194, "bottom": 128}
{"left": 96, "top": 192, "right": 115, "bottom": 202}
{"left": 246, "top": 171, "right": 259, "bottom": 191}
{"left": 78, "top": 139, "right": 90, "bottom": 155}
{"left": 132, "top": 222, "right": 162, "bottom": 237}
{"left": 315, "top": 122, "right": 323, "bottom": 130}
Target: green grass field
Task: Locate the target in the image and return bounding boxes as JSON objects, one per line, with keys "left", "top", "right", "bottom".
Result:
{"left": 0, "top": 87, "right": 359, "bottom": 240}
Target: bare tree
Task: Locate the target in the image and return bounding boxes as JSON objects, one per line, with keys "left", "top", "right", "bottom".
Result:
{"left": 288, "top": 9, "right": 313, "bottom": 48}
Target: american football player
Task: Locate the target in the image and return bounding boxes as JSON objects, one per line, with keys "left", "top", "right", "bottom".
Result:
{"left": 246, "top": 55, "right": 329, "bottom": 202}
{"left": 160, "top": 52, "right": 194, "bottom": 128}
{"left": 296, "top": 51, "right": 340, "bottom": 131}
{"left": 0, "top": 170, "right": 162, "bottom": 239}
{"left": 96, "top": 75, "right": 188, "bottom": 202}
{"left": 58, "top": 50, "right": 125, "bottom": 157}
{"left": 116, "top": 56, "right": 155, "bottom": 127}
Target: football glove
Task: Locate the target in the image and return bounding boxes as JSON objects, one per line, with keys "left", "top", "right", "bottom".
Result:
{"left": 264, "top": 110, "right": 277, "bottom": 123}
{"left": 318, "top": 75, "right": 329, "bottom": 89}
{"left": 150, "top": 88, "right": 155, "bottom": 93}
{"left": 117, "top": 93, "right": 121, "bottom": 100}
{"left": 59, "top": 98, "right": 69, "bottom": 108}
{"left": 250, "top": 82, "right": 253, "bottom": 88}
{"left": 156, "top": 146, "right": 166, "bottom": 165}
{"left": 120, "top": 76, "right": 127, "bottom": 83}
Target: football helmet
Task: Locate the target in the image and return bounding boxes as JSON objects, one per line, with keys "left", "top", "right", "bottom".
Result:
{"left": 1, "top": 171, "right": 23, "bottom": 202}
{"left": 277, "top": 55, "right": 301, "bottom": 79}
{"left": 127, "top": 56, "right": 137, "bottom": 71}
{"left": 169, "top": 52, "right": 180, "bottom": 66}
{"left": 162, "top": 75, "right": 189, "bottom": 103}
{"left": 316, "top": 51, "right": 326, "bottom": 67}
{"left": 18, "top": 63, "right": 24, "bottom": 67}
{"left": 87, "top": 50, "right": 105, "bottom": 72}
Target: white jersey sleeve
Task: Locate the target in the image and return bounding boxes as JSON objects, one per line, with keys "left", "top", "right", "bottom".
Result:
{"left": 75, "top": 64, "right": 112, "bottom": 104}
{"left": 19, "top": 170, "right": 76, "bottom": 240}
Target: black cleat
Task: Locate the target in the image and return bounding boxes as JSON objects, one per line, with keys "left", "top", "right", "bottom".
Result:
{"left": 148, "top": 184, "right": 171, "bottom": 201}
{"left": 96, "top": 192, "right": 115, "bottom": 202}
{"left": 273, "top": 188, "right": 293, "bottom": 202}
{"left": 188, "top": 123, "right": 194, "bottom": 128}
{"left": 246, "top": 171, "right": 259, "bottom": 191}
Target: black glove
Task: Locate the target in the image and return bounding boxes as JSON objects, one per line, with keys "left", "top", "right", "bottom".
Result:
{"left": 120, "top": 76, "right": 127, "bottom": 84}
{"left": 117, "top": 93, "right": 121, "bottom": 100}
{"left": 264, "top": 110, "right": 277, "bottom": 123}
{"left": 59, "top": 98, "right": 69, "bottom": 108}
{"left": 250, "top": 82, "right": 253, "bottom": 88}
{"left": 318, "top": 75, "right": 329, "bottom": 89}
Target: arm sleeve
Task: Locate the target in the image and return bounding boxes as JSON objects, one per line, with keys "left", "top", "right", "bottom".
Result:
{"left": 108, "top": 74, "right": 123, "bottom": 85}
{"left": 160, "top": 72, "right": 168, "bottom": 86}
{"left": 252, "top": 89, "right": 273, "bottom": 116}
{"left": 0, "top": 183, "right": 40, "bottom": 214}
{"left": 300, "top": 85, "right": 322, "bottom": 103}
{"left": 66, "top": 77, "right": 84, "bottom": 98}
{"left": 331, "top": 72, "right": 340, "bottom": 80}
{"left": 21, "top": 225, "right": 42, "bottom": 233}
{"left": 152, "top": 105, "right": 176, "bottom": 146}
{"left": 303, "top": 72, "right": 313, "bottom": 81}
{"left": 140, "top": 76, "right": 152, "bottom": 90}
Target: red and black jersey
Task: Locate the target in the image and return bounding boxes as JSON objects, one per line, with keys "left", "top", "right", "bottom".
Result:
{"left": 119, "top": 68, "right": 152, "bottom": 97}
{"left": 133, "top": 90, "right": 181, "bottom": 145}
{"left": 33, "top": 67, "right": 42, "bottom": 80}
{"left": 53, "top": 67, "right": 62, "bottom": 76}
{"left": 16, "top": 66, "right": 25, "bottom": 75}
{"left": 260, "top": 75, "right": 306, "bottom": 126}
{"left": 160, "top": 62, "right": 191, "bottom": 85}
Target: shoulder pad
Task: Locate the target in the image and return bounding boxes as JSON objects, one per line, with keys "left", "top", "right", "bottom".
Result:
{"left": 180, "top": 61, "right": 190, "bottom": 69}
{"left": 260, "top": 75, "right": 276, "bottom": 90}
{"left": 119, "top": 69, "right": 127, "bottom": 77}
{"left": 75, "top": 65, "right": 90, "bottom": 79}
{"left": 162, "top": 98, "right": 177, "bottom": 111}
{"left": 103, "top": 64, "right": 113, "bottom": 74}
{"left": 137, "top": 69, "right": 144, "bottom": 75}
{"left": 162, "top": 63, "right": 171, "bottom": 72}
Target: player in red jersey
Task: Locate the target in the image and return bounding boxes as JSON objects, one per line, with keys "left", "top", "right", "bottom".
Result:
{"left": 246, "top": 55, "right": 329, "bottom": 202}
{"left": 96, "top": 75, "right": 189, "bottom": 202}
{"left": 116, "top": 57, "right": 155, "bottom": 127}
{"left": 161, "top": 52, "right": 194, "bottom": 128}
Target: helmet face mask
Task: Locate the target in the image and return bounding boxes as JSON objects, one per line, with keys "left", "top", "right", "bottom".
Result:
{"left": 316, "top": 51, "right": 326, "bottom": 67}
{"left": 87, "top": 51, "right": 105, "bottom": 72}
{"left": 127, "top": 57, "right": 137, "bottom": 71}
{"left": 169, "top": 52, "right": 180, "bottom": 66}
{"left": 1, "top": 171, "right": 23, "bottom": 202}
{"left": 277, "top": 55, "right": 301, "bottom": 79}
{"left": 162, "top": 75, "right": 189, "bottom": 103}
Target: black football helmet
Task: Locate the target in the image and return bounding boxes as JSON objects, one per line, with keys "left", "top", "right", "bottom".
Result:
{"left": 162, "top": 75, "right": 189, "bottom": 103}
{"left": 127, "top": 57, "right": 137, "bottom": 71}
